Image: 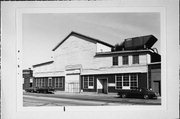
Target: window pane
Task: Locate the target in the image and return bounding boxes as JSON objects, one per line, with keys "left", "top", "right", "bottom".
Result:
{"left": 131, "top": 74, "right": 137, "bottom": 81}
{"left": 133, "top": 55, "right": 139, "bottom": 64}
{"left": 59, "top": 78, "right": 63, "bottom": 88}
{"left": 84, "top": 76, "right": 88, "bottom": 82}
{"left": 123, "top": 74, "right": 129, "bottom": 86}
{"left": 89, "top": 82, "right": 93, "bottom": 86}
{"left": 84, "top": 82, "right": 88, "bottom": 88}
{"left": 113, "top": 56, "right": 118, "bottom": 66}
{"left": 130, "top": 74, "right": 138, "bottom": 89}
{"left": 123, "top": 74, "right": 129, "bottom": 82}
{"left": 83, "top": 76, "right": 88, "bottom": 89}
{"left": 116, "top": 75, "right": 122, "bottom": 82}
{"left": 89, "top": 76, "right": 93, "bottom": 82}
{"left": 123, "top": 56, "right": 129, "bottom": 65}
{"left": 89, "top": 76, "right": 94, "bottom": 86}
{"left": 55, "top": 78, "right": 59, "bottom": 88}
{"left": 116, "top": 75, "right": 123, "bottom": 89}
{"left": 117, "top": 82, "right": 122, "bottom": 86}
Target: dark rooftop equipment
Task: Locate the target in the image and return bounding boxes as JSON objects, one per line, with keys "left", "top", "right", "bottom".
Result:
{"left": 120, "top": 35, "right": 158, "bottom": 51}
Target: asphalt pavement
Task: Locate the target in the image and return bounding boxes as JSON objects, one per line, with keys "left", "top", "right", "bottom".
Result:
{"left": 23, "top": 92, "right": 161, "bottom": 106}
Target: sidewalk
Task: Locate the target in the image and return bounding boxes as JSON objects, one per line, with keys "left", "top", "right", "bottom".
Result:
{"left": 54, "top": 91, "right": 118, "bottom": 97}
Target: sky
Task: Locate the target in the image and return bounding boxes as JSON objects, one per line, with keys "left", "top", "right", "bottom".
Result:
{"left": 22, "top": 13, "right": 160, "bottom": 69}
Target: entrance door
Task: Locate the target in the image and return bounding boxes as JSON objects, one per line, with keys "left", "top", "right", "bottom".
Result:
{"left": 97, "top": 78, "right": 108, "bottom": 94}
{"left": 103, "top": 79, "right": 108, "bottom": 94}
{"left": 65, "top": 74, "right": 80, "bottom": 93}
{"left": 153, "top": 81, "right": 161, "bottom": 96}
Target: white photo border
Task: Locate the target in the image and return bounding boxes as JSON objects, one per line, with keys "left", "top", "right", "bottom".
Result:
{"left": 17, "top": 6, "right": 165, "bottom": 111}
{"left": 1, "top": 1, "right": 179, "bottom": 119}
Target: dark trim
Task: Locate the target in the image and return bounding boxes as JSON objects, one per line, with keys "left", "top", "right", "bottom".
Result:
{"left": 52, "top": 31, "right": 114, "bottom": 51}
{"left": 33, "top": 61, "right": 54, "bottom": 68}
{"left": 66, "top": 73, "right": 80, "bottom": 75}
{"left": 95, "top": 50, "right": 153, "bottom": 57}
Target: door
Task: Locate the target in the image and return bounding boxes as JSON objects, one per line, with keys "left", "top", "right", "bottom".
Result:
{"left": 153, "top": 81, "right": 161, "bottom": 96}
{"left": 97, "top": 78, "right": 108, "bottom": 94}
{"left": 65, "top": 74, "right": 80, "bottom": 92}
{"left": 103, "top": 79, "right": 108, "bottom": 94}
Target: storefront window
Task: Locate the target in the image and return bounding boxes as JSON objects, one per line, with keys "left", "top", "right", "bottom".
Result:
{"left": 54, "top": 77, "right": 63, "bottom": 88}
{"left": 48, "top": 78, "right": 52, "bottom": 87}
{"left": 115, "top": 74, "right": 138, "bottom": 89}
{"left": 130, "top": 74, "right": 138, "bottom": 89}
{"left": 123, "top": 74, "right": 129, "bottom": 86}
{"left": 116, "top": 75, "right": 122, "bottom": 89}
{"left": 83, "top": 76, "right": 94, "bottom": 89}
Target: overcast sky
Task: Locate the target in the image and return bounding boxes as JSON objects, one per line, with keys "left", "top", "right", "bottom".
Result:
{"left": 22, "top": 13, "right": 160, "bottom": 69}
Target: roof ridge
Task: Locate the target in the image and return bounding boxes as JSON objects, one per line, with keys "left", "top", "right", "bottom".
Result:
{"left": 52, "top": 31, "right": 114, "bottom": 51}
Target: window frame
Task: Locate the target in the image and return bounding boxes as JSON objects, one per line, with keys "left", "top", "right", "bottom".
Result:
{"left": 122, "top": 55, "right": 129, "bottom": 65}
{"left": 48, "top": 78, "right": 52, "bottom": 87}
{"left": 115, "top": 74, "right": 138, "bottom": 90}
{"left": 54, "top": 77, "right": 63, "bottom": 88}
{"left": 112, "top": 56, "right": 118, "bottom": 66}
{"left": 83, "top": 76, "right": 94, "bottom": 89}
{"left": 115, "top": 75, "right": 122, "bottom": 89}
{"left": 132, "top": 55, "right": 139, "bottom": 64}
{"left": 130, "top": 74, "right": 138, "bottom": 89}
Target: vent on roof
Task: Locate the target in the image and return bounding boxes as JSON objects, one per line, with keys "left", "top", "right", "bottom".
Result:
{"left": 113, "top": 35, "right": 158, "bottom": 51}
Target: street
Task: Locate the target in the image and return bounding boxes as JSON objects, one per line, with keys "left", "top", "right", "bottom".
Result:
{"left": 23, "top": 92, "right": 161, "bottom": 106}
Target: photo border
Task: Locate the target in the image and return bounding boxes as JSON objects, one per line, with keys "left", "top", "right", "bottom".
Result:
{"left": 1, "top": 1, "right": 179, "bottom": 119}
{"left": 17, "top": 6, "right": 166, "bottom": 111}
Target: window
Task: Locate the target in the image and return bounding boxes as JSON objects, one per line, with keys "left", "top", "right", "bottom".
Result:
{"left": 48, "top": 78, "right": 52, "bottom": 87}
{"left": 112, "top": 56, "right": 118, "bottom": 66}
{"left": 59, "top": 77, "right": 63, "bottom": 88}
{"left": 36, "top": 78, "right": 40, "bottom": 87}
{"left": 54, "top": 77, "right": 63, "bottom": 88}
{"left": 133, "top": 55, "right": 139, "bottom": 64}
{"left": 83, "top": 76, "right": 94, "bottom": 89}
{"left": 41, "top": 78, "right": 45, "bottom": 87}
{"left": 55, "top": 78, "right": 58, "bottom": 88}
{"left": 115, "top": 74, "right": 138, "bottom": 89}
{"left": 116, "top": 75, "right": 122, "bottom": 89}
{"left": 130, "top": 74, "right": 138, "bottom": 89}
{"left": 35, "top": 79, "right": 38, "bottom": 87}
{"left": 83, "top": 76, "right": 88, "bottom": 89}
{"left": 35, "top": 78, "right": 40, "bottom": 87}
{"left": 38, "top": 79, "right": 41, "bottom": 87}
{"left": 123, "top": 74, "right": 129, "bottom": 86}
{"left": 122, "top": 56, "right": 129, "bottom": 65}
{"left": 89, "top": 76, "right": 94, "bottom": 86}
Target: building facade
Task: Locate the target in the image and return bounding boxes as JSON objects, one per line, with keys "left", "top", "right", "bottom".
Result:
{"left": 27, "top": 31, "right": 161, "bottom": 94}
{"left": 23, "top": 69, "right": 33, "bottom": 90}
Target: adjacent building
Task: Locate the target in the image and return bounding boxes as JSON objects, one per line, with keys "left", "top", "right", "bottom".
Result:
{"left": 23, "top": 31, "right": 161, "bottom": 95}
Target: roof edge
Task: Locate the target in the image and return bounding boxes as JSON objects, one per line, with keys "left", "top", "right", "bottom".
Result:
{"left": 33, "top": 61, "right": 54, "bottom": 68}
{"left": 52, "top": 31, "right": 114, "bottom": 51}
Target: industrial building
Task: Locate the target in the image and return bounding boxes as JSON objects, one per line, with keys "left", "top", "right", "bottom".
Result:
{"left": 23, "top": 31, "right": 161, "bottom": 95}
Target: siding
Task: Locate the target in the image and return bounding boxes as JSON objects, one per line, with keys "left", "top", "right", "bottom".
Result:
{"left": 53, "top": 35, "right": 113, "bottom": 70}
{"left": 97, "top": 43, "right": 111, "bottom": 52}
{"left": 33, "top": 63, "right": 54, "bottom": 73}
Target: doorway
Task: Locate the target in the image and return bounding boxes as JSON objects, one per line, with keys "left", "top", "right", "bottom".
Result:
{"left": 153, "top": 81, "right": 161, "bottom": 96}
{"left": 97, "top": 78, "right": 108, "bottom": 94}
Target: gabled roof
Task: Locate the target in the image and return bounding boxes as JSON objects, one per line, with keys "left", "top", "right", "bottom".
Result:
{"left": 33, "top": 61, "right": 54, "bottom": 68}
{"left": 52, "top": 31, "right": 114, "bottom": 51}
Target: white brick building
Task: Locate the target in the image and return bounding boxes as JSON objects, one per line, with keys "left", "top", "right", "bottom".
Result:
{"left": 31, "top": 31, "right": 161, "bottom": 94}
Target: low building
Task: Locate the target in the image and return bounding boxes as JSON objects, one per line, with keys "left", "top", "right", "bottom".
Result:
{"left": 23, "top": 69, "right": 33, "bottom": 90}
{"left": 25, "top": 31, "right": 161, "bottom": 94}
